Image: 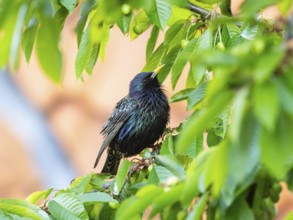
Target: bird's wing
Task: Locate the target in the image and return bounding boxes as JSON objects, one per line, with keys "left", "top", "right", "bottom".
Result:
{"left": 94, "top": 97, "right": 136, "bottom": 168}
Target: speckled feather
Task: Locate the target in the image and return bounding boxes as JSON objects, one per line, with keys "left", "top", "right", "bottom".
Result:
{"left": 94, "top": 72, "right": 170, "bottom": 175}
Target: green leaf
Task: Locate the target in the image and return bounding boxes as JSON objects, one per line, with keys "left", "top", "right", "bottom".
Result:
{"left": 144, "top": 0, "right": 172, "bottom": 30}
{"left": 54, "top": 6, "right": 69, "bottom": 31}
{"left": 240, "top": 0, "right": 276, "bottom": 17}
{"left": 155, "top": 155, "right": 185, "bottom": 179}
{"left": 0, "top": 210, "right": 12, "bottom": 220}
{"left": 78, "top": 192, "right": 116, "bottom": 203}
{"left": 143, "top": 43, "right": 166, "bottom": 71}
{"left": 129, "top": 10, "right": 150, "bottom": 40}
{"left": 253, "top": 45, "right": 284, "bottom": 83}
{"left": 171, "top": 39, "right": 196, "bottom": 89}
{"left": 177, "top": 91, "right": 233, "bottom": 155}
{"left": 278, "top": 0, "right": 293, "bottom": 14}
{"left": 219, "top": 197, "right": 254, "bottom": 220}
{"left": 149, "top": 184, "right": 184, "bottom": 218}
{"left": 220, "top": 113, "right": 260, "bottom": 206}
{"left": 146, "top": 25, "right": 160, "bottom": 60}
{"left": 0, "top": 199, "right": 50, "bottom": 220}
{"left": 60, "top": 0, "right": 78, "bottom": 13}
{"left": 153, "top": 165, "right": 176, "bottom": 183}
{"left": 186, "top": 193, "right": 208, "bottom": 220}
{"left": 85, "top": 44, "right": 100, "bottom": 74}
{"left": 10, "top": 3, "right": 27, "bottom": 67}
{"left": 169, "top": 88, "right": 194, "bottom": 103}
{"left": 0, "top": 2, "right": 19, "bottom": 67}
{"left": 252, "top": 81, "right": 279, "bottom": 131}
{"left": 75, "top": 25, "right": 92, "bottom": 78}
{"left": 67, "top": 173, "right": 92, "bottom": 193}
{"left": 117, "top": 12, "right": 133, "bottom": 34}
{"left": 230, "top": 87, "right": 249, "bottom": 143}
{"left": 157, "top": 45, "right": 181, "bottom": 82}
{"left": 36, "top": 18, "right": 62, "bottom": 82}
{"left": 116, "top": 185, "right": 163, "bottom": 220}
{"left": 182, "top": 148, "right": 215, "bottom": 205}
{"left": 76, "top": 0, "right": 97, "bottom": 45}
{"left": 168, "top": 5, "right": 192, "bottom": 25}
{"left": 286, "top": 211, "right": 293, "bottom": 220}
{"left": 111, "top": 159, "right": 131, "bottom": 195}
{"left": 241, "top": 23, "right": 258, "bottom": 40}
{"left": 187, "top": 82, "right": 207, "bottom": 110}
{"left": 48, "top": 193, "right": 89, "bottom": 220}
{"left": 160, "top": 135, "right": 175, "bottom": 156}
{"left": 190, "top": 29, "right": 212, "bottom": 85}
{"left": 26, "top": 188, "right": 53, "bottom": 205}
{"left": 260, "top": 114, "right": 293, "bottom": 179}
{"left": 100, "top": 23, "right": 110, "bottom": 61}
{"left": 22, "top": 18, "right": 38, "bottom": 63}
{"left": 164, "top": 20, "right": 184, "bottom": 46}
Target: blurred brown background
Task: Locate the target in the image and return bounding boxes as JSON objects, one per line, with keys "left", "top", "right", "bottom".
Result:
{"left": 0, "top": 0, "right": 292, "bottom": 219}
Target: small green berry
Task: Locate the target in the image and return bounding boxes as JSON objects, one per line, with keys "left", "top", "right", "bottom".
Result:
{"left": 121, "top": 4, "right": 132, "bottom": 15}
{"left": 109, "top": 201, "right": 119, "bottom": 209}
{"left": 181, "top": 39, "right": 189, "bottom": 48}
{"left": 133, "top": 25, "right": 143, "bottom": 35}
{"left": 216, "top": 42, "right": 225, "bottom": 51}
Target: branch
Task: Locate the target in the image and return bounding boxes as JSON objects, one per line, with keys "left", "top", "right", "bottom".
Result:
{"left": 187, "top": 2, "right": 211, "bottom": 18}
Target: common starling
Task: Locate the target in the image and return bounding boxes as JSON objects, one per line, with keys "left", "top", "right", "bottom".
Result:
{"left": 94, "top": 65, "right": 170, "bottom": 175}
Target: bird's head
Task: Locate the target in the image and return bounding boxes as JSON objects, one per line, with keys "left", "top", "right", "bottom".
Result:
{"left": 129, "top": 65, "right": 164, "bottom": 97}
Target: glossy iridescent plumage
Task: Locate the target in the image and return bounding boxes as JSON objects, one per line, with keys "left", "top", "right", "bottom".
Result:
{"left": 94, "top": 71, "right": 170, "bottom": 175}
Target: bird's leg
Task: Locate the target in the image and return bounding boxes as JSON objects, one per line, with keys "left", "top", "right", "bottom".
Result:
{"left": 128, "top": 157, "right": 154, "bottom": 178}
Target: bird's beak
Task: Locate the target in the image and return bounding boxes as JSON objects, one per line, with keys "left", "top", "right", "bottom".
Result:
{"left": 151, "top": 64, "right": 165, "bottom": 78}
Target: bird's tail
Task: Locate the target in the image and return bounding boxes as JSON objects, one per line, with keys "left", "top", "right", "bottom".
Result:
{"left": 101, "top": 148, "right": 122, "bottom": 175}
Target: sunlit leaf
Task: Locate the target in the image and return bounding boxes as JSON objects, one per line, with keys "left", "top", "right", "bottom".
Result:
{"left": 36, "top": 18, "right": 62, "bottom": 82}
{"left": 146, "top": 25, "right": 160, "bottom": 60}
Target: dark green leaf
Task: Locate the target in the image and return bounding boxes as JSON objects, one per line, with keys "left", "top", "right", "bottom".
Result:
{"left": 219, "top": 197, "right": 254, "bottom": 220}
{"left": 146, "top": 25, "right": 160, "bottom": 60}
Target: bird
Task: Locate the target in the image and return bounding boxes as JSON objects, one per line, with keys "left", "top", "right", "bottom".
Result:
{"left": 94, "top": 65, "right": 170, "bottom": 175}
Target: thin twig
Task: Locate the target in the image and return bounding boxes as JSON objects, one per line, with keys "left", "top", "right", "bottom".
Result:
{"left": 187, "top": 2, "right": 211, "bottom": 18}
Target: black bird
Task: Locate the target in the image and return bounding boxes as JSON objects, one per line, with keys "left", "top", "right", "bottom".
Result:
{"left": 94, "top": 65, "right": 170, "bottom": 175}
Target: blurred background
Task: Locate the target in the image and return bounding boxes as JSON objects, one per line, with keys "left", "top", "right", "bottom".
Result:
{"left": 0, "top": 0, "right": 292, "bottom": 219}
